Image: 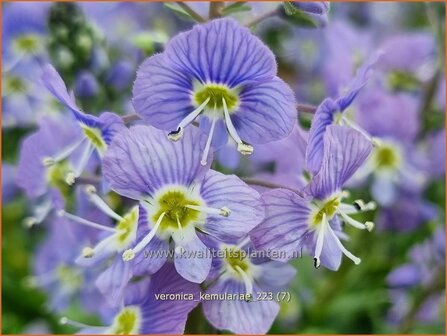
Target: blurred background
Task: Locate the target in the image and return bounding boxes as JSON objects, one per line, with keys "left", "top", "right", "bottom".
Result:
{"left": 2, "top": 1, "right": 445, "bottom": 334}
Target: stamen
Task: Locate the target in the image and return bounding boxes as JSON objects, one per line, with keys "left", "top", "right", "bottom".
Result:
{"left": 65, "top": 142, "right": 94, "bottom": 185}
{"left": 175, "top": 214, "right": 184, "bottom": 240}
{"left": 23, "top": 216, "right": 38, "bottom": 228}
{"left": 185, "top": 204, "right": 231, "bottom": 217}
{"left": 168, "top": 97, "right": 211, "bottom": 141}
{"left": 200, "top": 117, "right": 217, "bottom": 166}
{"left": 235, "top": 266, "right": 253, "bottom": 301}
{"left": 82, "top": 246, "right": 95, "bottom": 258}
{"left": 168, "top": 127, "right": 184, "bottom": 142}
{"left": 338, "top": 210, "right": 368, "bottom": 230}
{"left": 58, "top": 210, "right": 116, "bottom": 233}
{"left": 85, "top": 185, "right": 124, "bottom": 222}
{"left": 122, "top": 212, "right": 166, "bottom": 261}
{"left": 313, "top": 214, "right": 327, "bottom": 269}
{"left": 60, "top": 317, "right": 100, "bottom": 329}
{"left": 222, "top": 97, "right": 253, "bottom": 155}
{"left": 43, "top": 137, "right": 87, "bottom": 166}
{"left": 327, "top": 224, "right": 361, "bottom": 265}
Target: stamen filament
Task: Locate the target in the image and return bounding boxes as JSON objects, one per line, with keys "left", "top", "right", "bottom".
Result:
{"left": 235, "top": 266, "right": 253, "bottom": 300}
{"left": 175, "top": 214, "right": 184, "bottom": 240}
{"left": 200, "top": 117, "right": 217, "bottom": 166}
{"left": 327, "top": 224, "right": 361, "bottom": 265}
{"left": 179, "top": 97, "right": 210, "bottom": 129}
{"left": 66, "top": 142, "right": 94, "bottom": 185}
{"left": 45, "top": 137, "right": 87, "bottom": 166}
{"left": 60, "top": 317, "right": 100, "bottom": 329}
{"left": 168, "top": 97, "right": 210, "bottom": 141}
{"left": 313, "top": 215, "right": 326, "bottom": 269}
{"left": 338, "top": 210, "right": 368, "bottom": 230}
{"left": 85, "top": 186, "right": 124, "bottom": 222}
{"left": 185, "top": 204, "right": 231, "bottom": 217}
{"left": 58, "top": 210, "right": 117, "bottom": 233}
{"left": 122, "top": 212, "right": 166, "bottom": 261}
{"left": 222, "top": 97, "right": 253, "bottom": 155}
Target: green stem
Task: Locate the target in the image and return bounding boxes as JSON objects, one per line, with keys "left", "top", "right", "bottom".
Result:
{"left": 176, "top": 2, "right": 206, "bottom": 23}
{"left": 209, "top": 1, "right": 225, "bottom": 19}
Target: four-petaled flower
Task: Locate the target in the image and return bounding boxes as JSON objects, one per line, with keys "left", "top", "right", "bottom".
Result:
{"left": 133, "top": 18, "right": 296, "bottom": 165}
{"left": 251, "top": 126, "right": 375, "bottom": 270}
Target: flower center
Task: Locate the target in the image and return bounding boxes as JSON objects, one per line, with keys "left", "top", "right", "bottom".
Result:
{"left": 4, "top": 76, "right": 27, "bottom": 94}
{"left": 193, "top": 83, "right": 239, "bottom": 112}
{"left": 81, "top": 125, "right": 106, "bottom": 152}
{"left": 46, "top": 161, "right": 71, "bottom": 195}
{"left": 56, "top": 265, "right": 83, "bottom": 291}
{"left": 152, "top": 189, "right": 202, "bottom": 232}
{"left": 225, "top": 247, "right": 250, "bottom": 273}
{"left": 115, "top": 206, "right": 139, "bottom": 248}
{"left": 13, "top": 34, "right": 40, "bottom": 54}
{"left": 108, "top": 306, "right": 141, "bottom": 335}
{"left": 373, "top": 144, "right": 401, "bottom": 170}
{"left": 311, "top": 196, "right": 341, "bottom": 227}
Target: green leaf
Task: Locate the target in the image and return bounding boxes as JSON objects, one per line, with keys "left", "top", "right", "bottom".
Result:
{"left": 222, "top": 2, "right": 251, "bottom": 16}
{"left": 163, "top": 3, "right": 195, "bottom": 22}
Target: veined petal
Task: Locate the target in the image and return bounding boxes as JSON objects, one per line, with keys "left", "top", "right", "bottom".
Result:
{"left": 233, "top": 77, "right": 297, "bottom": 144}
{"left": 306, "top": 98, "right": 339, "bottom": 174}
{"left": 335, "top": 52, "right": 379, "bottom": 111}
{"left": 200, "top": 170, "right": 264, "bottom": 242}
{"left": 307, "top": 125, "right": 372, "bottom": 199}
{"left": 98, "top": 112, "right": 125, "bottom": 145}
{"left": 138, "top": 263, "right": 201, "bottom": 334}
{"left": 103, "top": 125, "right": 210, "bottom": 200}
{"left": 164, "top": 18, "right": 277, "bottom": 87}
{"left": 203, "top": 278, "right": 279, "bottom": 334}
{"left": 250, "top": 189, "right": 311, "bottom": 261}
{"left": 41, "top": 63, "right": 99, "bottom": 127}
{"left": 255, "top": 261, "right": 297, "bottom": 291}
{"left": 95, "top": 258, "right": 132, "bottom": 308}
{"left": 130, "top": 206, "right": 169, "bottom": 276}
{"left": 172, "top": 229, "right": 212, "bottom": 283}
{"left": 132, "top": 54, "right": 194, "bottom": 130}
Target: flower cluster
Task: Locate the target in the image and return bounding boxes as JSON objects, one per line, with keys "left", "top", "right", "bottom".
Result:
{"left": 3, "top": 2, "right": 445, "bottom": 334}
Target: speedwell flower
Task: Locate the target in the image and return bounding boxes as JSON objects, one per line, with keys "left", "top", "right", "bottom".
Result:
{"left": 306, "top": 55, "right": 378, "bottom": 174}
{"left": 41, "top": 64, "right": 124, "bottom": 185}
{"left": 63, "top": 263, "right": 200, "bottom": 334}
{"left": 201, "top": 238, "right": 296, "bottom": 334}
{"left": 133, "top": 18, "right": 296, "bottom": 165}
{"left": 251, "top": 126, "right": 375, "bottom": 270}
{"left": 102, "top": 125, "right": 264, "bottom": 283}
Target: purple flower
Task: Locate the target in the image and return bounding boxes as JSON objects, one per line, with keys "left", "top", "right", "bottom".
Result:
{"left": 106, "top": 60, "right": 135, "bottom": 91}
{"left": 323, "top": 21, "right": 373, "bottom": 97}
{"left": 288, "top": 2, "right": 330, "bottom": 26}
{"left": 306, "top": 55, "right": 377, "bottom": 174}
{"left": 41, "top": 64, "right": 125, "bottom": 184}
{"left": 74, "top": 70, "right": 99, "bottom": 98}
{"left": 202, "top": 239, "right": 296, "bottom": 334}
{"left": 102, "top": 125, "right": 264, "bottom": 283}
{"left": 251, "top": 125, "right": 375, "bottom": 270}
{"left": 17, "top": 115, "right": 83, "bottom": 199}
{"left": 132, "top": 18, "right": 296, "bottom": 165}
{"left": 387, "top": 228, "right": 445, "bottom": 326}
{"left": 31, "top": 201, "right": 110, "bottom": 312}
{"left": 353, "top": 83, "right": 427, "bottom": 206}
{"left": 71, "top": 263, "right": 200, "bottom": 334}
{"left": 377, "top": 191, "right": 437, "bottom": 231}
{"left": 377, "top": 33, "right": 437, "bottom": 79}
